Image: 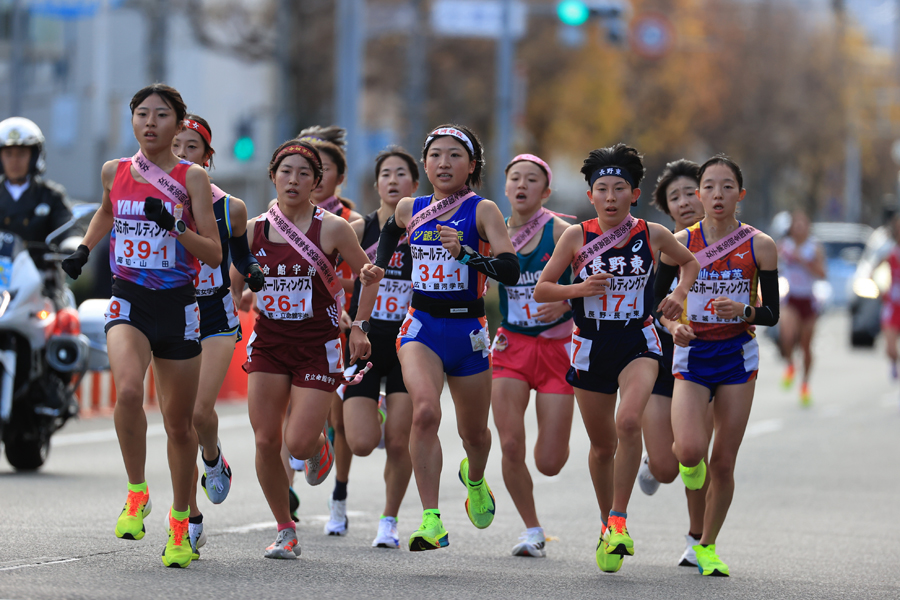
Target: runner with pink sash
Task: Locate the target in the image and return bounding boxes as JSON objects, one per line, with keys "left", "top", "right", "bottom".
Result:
{"left": 571, "top": 214, "right": 637, "bottom": 275}
{"left": 693, "top": 223, "right": 759, "bottom": 268}
{"left": 318, "top": 195, "right": 343, "bottom": 215}
{"left": 509, "top": 207, "right": 575, "bottom": 253}
{"left": 406, "top": 188, "right": 476, "bottom": 234}
{"left": 131, "top": 150, "right": 191, "bottom": 206}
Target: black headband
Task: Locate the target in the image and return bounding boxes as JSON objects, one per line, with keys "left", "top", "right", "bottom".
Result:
{"left": 589, "top": 166, "right": 635, "bottom": 189}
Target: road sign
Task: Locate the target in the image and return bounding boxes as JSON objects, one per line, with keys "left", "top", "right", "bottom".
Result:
{"left": 430, "top": 0, "right": 527, "bottom": 39}
{"left": 629, "top": 12, "right": 674, "bottom": 59}
{"left": 28, "top": 0, "right": 124, "bottom": 19}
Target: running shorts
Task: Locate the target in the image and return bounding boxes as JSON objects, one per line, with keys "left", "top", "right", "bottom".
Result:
{"left": 882, "top": 301, "right": 900, "bottom": 331}
{"left": 198, "top": 290, "right": 241, "bottom": 342}
{"left": 344, "top": 331, "right": 407, "bottom": 401}
{"left": 492, "top": 327, "right": 573, "bottom": 395}
{"left": 673, "top": 331, "right": 758, "bottom": 395}
{"left": 786, "top": 296, "right": 818, "bottom": 321}
{"left": 396, "top": 308, "right": 491, "bottom": 377}
{"left": 566, "top": 321, "right": 662, "bottom": 394}
{"left": 244, "top": 329, "right": 344, "bottom": 392}
{"left": 104, "top": 278, "right": 201, "bottom": 360}
{"left": 652, "top": 331, "right": 675, "bottom": 398}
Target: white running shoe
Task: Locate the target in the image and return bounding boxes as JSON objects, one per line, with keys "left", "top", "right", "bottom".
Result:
{"left": 679, "top": 534, "right": 700, "bottom": 567}
{"left": 264, "top": 528, "right": 301, "bottom": 559}
{"left": 188, "top": 522, "right": 207, "bottom": 559}
{"left": 638, "top": 452, "right": 660, "bottom": 496}
{"left": 372, "top": 516, "right": 400, "bottom": 549}
{"left": 324, "top": 498, "right": 348, "bottom": 536}
{"left": 511, "top": 528, "right": 546, "bottom": 558}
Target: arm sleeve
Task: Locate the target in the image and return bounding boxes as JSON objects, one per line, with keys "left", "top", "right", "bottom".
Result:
{"left": 653, "top": 262, "right": 680, "bottom": 313}
{"left": 752, "top": 269, "right": 780, "bottom": 326}
{"left": 458, "top": 249, "right": 520, "bottom": 287}
{"left": 374, "top": 215, "right": 405, "bottom": 269}
{"left": 229, "top": 231, "right": 258, "bottom": 275}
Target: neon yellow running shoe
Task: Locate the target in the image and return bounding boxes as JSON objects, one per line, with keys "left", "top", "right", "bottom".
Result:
{"left": 604, "top": 516, "right": 634, "bottom": 556}
{"left": 161, "top": 511, "right": 193, "bottom": 568}
{"left": 408, "top": 511, "right": 449, "bottom": 551}
{"left": 115, "top": 488, "right": 152, "bottom": 540}
{"left": 458, "top": 458, "right": 496, "bottom": 529}
{"left": 800, "top": 382, "right": 811, "bottom": 407}
{"left": 781, "top": 364, "right": 795, "bottom": 389}
{"left": 679, "top": 460, "right": 707, "bottom": 491}
{"left": 694, "top": 543, "right": 729, "bottom": 576}
{"left": 595, "top": 528, "right": 623, "bottom": 573}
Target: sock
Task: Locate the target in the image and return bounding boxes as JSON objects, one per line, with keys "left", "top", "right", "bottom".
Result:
{"left": 189, "top": 515, "right": 203, "bottom": 525}
{"left": 127, "top": 481, "right": 148, "bottom": 494}
{"left": 277, "top": 521, "right": 296, "bottom": 532}
{"left": 332, "top": 479, "right": 348, "bottom": 501}
{"left": 466, "top": 475, "right": 483, "bottom": 487}
{"left": 380, "top": 514, "right": 397, "bottom": 522}
{"left": 610, "top": 510, "right": 627, "bottom": 520}
{"left": 423, "top": 508, "right": 441, "bottom": 517}
{"left": 689, "top": 531, "right": 702, "bottom": 540}
{"left": 171, "top": 507, "right": 190, "bottom": 521}
{"left": 202, "top": 448, "right": 220, "bottom": 468}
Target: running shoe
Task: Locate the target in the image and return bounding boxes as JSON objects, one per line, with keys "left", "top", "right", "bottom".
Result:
{"left": 637, "top": 452, "right": 660, "bottom": 496}
{"left": 458, "top": 457, "right": 496, "bottom": 529}
{"left": 694, "top": 543, "right": 729, "bottom": 576}
{"left": 377, "top": 393, "right": 387, "bottom": 450}
{"left": 595, "top": 528, "right": 623, "bottom": 573}
{"left": 200, "top": 440, "right": 232, "bottom": 504}
{"left": 305, "top": 436, "right": 335, "bottom": 486}
{"left": 188, "top": 522, "right": 207, "bottom": 560}
{"left": 264, "top": 528, "right": 301, "bottom": 559}
{"left": 372, "top": 515, "right": 400, "bottom": 549}
{"left": 679, "top": 460, "right": 707, "bottom": 491}
{"left": 115, "top": 487, "right": 152, "bottom": 540}
{"left": 800, "top": 382, "right": 811, "bottom": 407}
{"left": 781, "top": 363, "right": 795, "bottom": 389}
{"left": 161, "top": 511, "right": 192, "bottom": 568}
{"left": 408, "top": 511, "right": 449, "bottom": 551}
{"left": 324, "top": 498, "right": 348, "bottom": 536}
{"left": 605, "top": 516, "right": 634, "bottom": 556}
{"left": 289, "top": 487, "right": 300, "bottom": 522}
{"left": 678, "top": 534, "right": 700, "bottom": 567}
{"left": 511, "top": 529, "right": 546, "bottom": 558}
{"left": 892, "top": 362, "right": 898, "bottom": 381}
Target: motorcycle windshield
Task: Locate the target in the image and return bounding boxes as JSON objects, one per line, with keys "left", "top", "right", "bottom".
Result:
{"left": 0, "top": 230, "right": 23, "bottom": 293}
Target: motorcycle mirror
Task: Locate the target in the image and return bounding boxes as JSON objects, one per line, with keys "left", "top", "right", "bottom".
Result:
{"left": 44, "top": 203, "right": 100, "bottom": 247}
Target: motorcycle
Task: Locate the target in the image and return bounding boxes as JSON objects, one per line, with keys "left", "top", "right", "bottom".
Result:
{"left": 0, "top": 203, "right": 103, "bottom": 471}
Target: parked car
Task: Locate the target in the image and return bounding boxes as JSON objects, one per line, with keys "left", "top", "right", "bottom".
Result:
{"left": 848, "top": 225, "right": 894, "bottom": 347}
{"left": 807, "top": 222, "right": 872, "bottom": 309}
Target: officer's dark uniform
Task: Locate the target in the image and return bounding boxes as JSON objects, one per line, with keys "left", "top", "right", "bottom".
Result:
{"left": 0, "top": 175, "right": 73, "bottom": 247}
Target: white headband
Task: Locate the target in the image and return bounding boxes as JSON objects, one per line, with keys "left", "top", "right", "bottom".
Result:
{"left": 424, "top": 127, "right": 474, "bottom": 155}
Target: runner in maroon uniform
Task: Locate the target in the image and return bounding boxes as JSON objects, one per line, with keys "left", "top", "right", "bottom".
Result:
{"left": 245, "top": 140, "right": 382, "bottom": 559}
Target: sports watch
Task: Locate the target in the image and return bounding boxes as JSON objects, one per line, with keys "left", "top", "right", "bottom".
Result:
{"left": 741, "top": 303, "right": 753, "bottom": 321}
{"left": 456, "top": 245, "right": 475, "bottom": 265}
{"left": 172, "top": 220, "right": 187, "bottom": 237}
{"left": 352, "top": 320, "right": 370, "bottom": 333}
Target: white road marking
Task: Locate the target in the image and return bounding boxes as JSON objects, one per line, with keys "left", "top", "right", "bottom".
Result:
{"left": 744, "top": 418, "right": 783, "bottom": 438}
{"left": 53, "top": 414, "right": 250, "bottom": 447}
{"left": 0, "top": 557, "right": 80, "bottom": 572}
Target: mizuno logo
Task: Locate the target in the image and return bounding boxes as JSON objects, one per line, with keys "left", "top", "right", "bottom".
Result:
{"left": 450, "top": 218, "right": 465, "bottom": 226}
{"left": 735, "top": 251, "right": 748, "bottom": 258}
{"left": 256, "top": 249, "right": 267, "bottom": 257}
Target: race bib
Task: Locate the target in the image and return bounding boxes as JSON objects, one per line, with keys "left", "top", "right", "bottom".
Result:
{"left": 194, "top": 261, "right": 221, "bottom": 297}
{"left": 411, "top": 245, "right": 469, "bottom": 292}
{"left": 686, "top": 278, "right": 751, "bottom": 324}
{"left": 257, "top": 276, "right": 314, "bottom": 321}
{"left": 505, "top": 285, "right": 542, "bottom": 328}
{"left": 113, "top": 218, "right": 176, "bottom": 270}
{"left": 373, "top": 279, "right": 413, "bottom": 321}
{"left": 582, "top": 274, "right": 648, "bottom": 320}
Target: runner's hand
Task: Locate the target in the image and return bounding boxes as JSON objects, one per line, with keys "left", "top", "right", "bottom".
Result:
{"left": 244, "top": 263, "right": 265, "bottom": 292}
{"left": 341, "top": 310, "right": 352, "bottom": 332}
{"left": 61, "top": 244, "right": 90, "bottom": 280}
{"left": 657, "top": 293, "right": 684, "bottom": 321}
{"left": 143, "top": 196, "right": 176, "bottom": 231}
{"left": 348, "top": 327, "right": 371, "bottom": 363}
{"left": 436, "top": 224, "right": 461, "bottom": 258}
{"left": 577, "top": 273, "right": 612, "bottom": 298}
{"left": 713, "top": 296, "right": 740, "bottom": 319}
{"left": 535, "top": 301, "right": 571, "bottom": 323}
{"left": 359, "top": 264, "right": 384, "bottom": 286}
{"left": 671, "top": 323, "right": 696, "bottom": 347}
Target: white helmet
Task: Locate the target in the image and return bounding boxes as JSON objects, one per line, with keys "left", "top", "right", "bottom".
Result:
{"left": 0, "top": 117, "right": 46, "bottom": 175}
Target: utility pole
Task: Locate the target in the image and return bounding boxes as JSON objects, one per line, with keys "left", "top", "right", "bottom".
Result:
{"left": 10, "top": 0, "right": 26, "bottom": 115}
{"left": 404, "top": 0, "right": 428, "bottom": 158}
{"left": 335, "top": 0, "right": 365, "bottom": 203}
{"left": 492, "top": 0, "right": 514, "bottom": 215}
{"left": 147, "top": 0, "right": 168, "bottom": 82}
{"left": 274, "top": 0, "right": 294, "bottom": 144}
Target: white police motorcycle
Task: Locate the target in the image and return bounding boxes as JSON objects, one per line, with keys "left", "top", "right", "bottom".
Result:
{"left": 0, "top": 203, "right": 104, "bottom": 470}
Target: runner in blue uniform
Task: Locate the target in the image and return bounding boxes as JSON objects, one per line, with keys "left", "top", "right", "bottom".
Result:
{"left": 363, "top": 125, "right": 520, "bottom": 551}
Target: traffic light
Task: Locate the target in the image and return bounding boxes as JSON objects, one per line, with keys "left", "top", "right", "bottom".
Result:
{"left": 233, "top": 119, "right": 255, "bottom": 162}
{"left": 557, "top": 0, "right": 589, "bottom": 26}
{"left": 556, "top": 1, "right": 625, "bottom": 46}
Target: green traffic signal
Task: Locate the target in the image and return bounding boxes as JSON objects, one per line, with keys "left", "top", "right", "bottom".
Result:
{"left": 557, "top": 0, "right": 589, "bottom": 26}
{"left": 233, "top": 136, "right": 254, "bottom": 162}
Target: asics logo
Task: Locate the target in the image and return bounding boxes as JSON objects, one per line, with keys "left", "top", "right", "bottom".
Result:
{"left": 632, "top": 239, "right": 643, "bottom": 253}
{"left": 735, "top": 251, "right": 748, "bottom": 259}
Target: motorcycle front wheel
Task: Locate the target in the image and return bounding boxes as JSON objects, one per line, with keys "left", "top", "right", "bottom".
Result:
{"left": 5, "top": 427, "right": 50, "bottom": 471}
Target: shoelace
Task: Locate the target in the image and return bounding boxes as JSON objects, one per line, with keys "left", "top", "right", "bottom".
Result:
{"left": 377, "top": 519, "right": 395, "bottom": 539}
{"left": 125, "top": 490, "right": 149, "bottom": 517}
{"left": 169, "top": 516, "right": 188, "bottom": 547}
{"left": 207, "top": 460, "right": 226, "bottom": 493}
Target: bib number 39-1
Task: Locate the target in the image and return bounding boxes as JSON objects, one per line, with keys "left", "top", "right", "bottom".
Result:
{"left": 114, "top": 219, "right": 176, "bottom": 270}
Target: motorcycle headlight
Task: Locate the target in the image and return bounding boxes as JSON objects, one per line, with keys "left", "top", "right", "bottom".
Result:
{"left": 853, "top": 278, "right": 880, "bottom": 300}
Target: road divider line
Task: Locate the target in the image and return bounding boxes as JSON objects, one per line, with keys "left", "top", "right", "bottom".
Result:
{"left": 0, "top": 557, "right": 80, "bottom": 572}
{"left": 53, "top": 414, "right": 250, "bottom": 447}
{"left": 745, "top": 418, "right": 783, "bottom": 438}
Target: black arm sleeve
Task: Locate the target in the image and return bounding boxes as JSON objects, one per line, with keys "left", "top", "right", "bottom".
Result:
{"left": 229, "top": 231, "right": 258, "bottom": 275}
{"left": 653, "top": 261, "right": 680, "bottom": 314}
{"left": 374, "top": 215, "right": 405, "bottom": 269}
{"left": 752, "top": 269, "right": 780, "bottom": 326}
{"left": 459, "top": 250, "right": 520, "bottom": 287}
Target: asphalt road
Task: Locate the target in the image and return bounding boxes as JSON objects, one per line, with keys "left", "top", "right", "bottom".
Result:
{"left": 1, "top": 312, "right": 898, "bottom": 600}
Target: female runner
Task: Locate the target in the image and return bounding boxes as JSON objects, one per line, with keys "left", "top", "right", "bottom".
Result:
{"left": 777, "top": 209, "right": 824, "bottom": 405}
{"left": 658, "top": 155, "right": 780, "bottom": 576}
{"left": 636, "top": 159, "right": 711, "bottom": 568}
{"left": 61, "top": 84, "right": 222, "bottom": 568}
{"left": 343, "top": 147, "right": 418, "bottom": 548}
{"left": 168, "top": 113, "right": 264, "bottom": 559}
{"left": 246, "top": 139, "right": 381, "bottom": 559}
{"left": 881, "top": 216, "right": 900, "bottom": 380}
{"left": 491, "top": 154, "right": 574, "bottom": 558}
{"left": 364, "top": 124, "right": 519, "bottom": 551}
{"left": 533, "top": 143, "right": 699, "bottom": 573}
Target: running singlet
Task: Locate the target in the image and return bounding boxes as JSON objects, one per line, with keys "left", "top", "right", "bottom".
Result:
{"left": 109, "top": 159, "right": 198, "bottom": 290}
{"left": 499, "top": 218, "right": 572, "bottom": 335}
{"left": 684, "top": 221, "right": 759, "bottom": 341}
{"left": 324, "top": 197, "right": 355, "bottom": 310}
{"left": 779, "top": 237, "right": 817, "bottom": 299}
{"left": 571, "top": 218, "right": 655, "bottom": 331}
{"left": 194, "top": 194, "right": 233, "bottom": 298}
{"left": 250, "top": 208, "right": 341, "bottom": 342}
{"left": 350, "top": 211, "right": 413, "bottom": 335}
{"left": 887, "top": 246, "right": 900, "bottom": 304}
{"left": 409, "top": 193, "right": 489, "bottom": 303}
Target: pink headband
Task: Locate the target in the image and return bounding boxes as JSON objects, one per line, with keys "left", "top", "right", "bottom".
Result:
{"left": 508, "top": 154, "right": 552, "bottom": 186}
